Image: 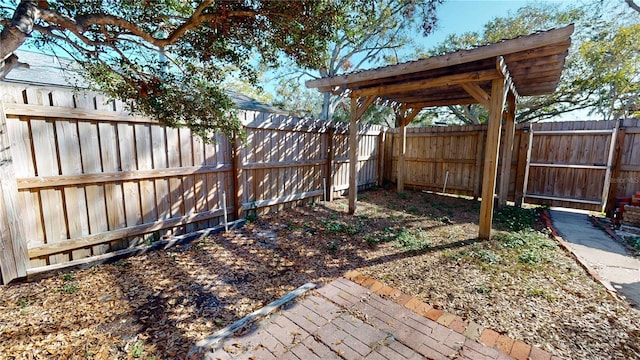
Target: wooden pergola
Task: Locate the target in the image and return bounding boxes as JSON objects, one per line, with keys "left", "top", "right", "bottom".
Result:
{"left": 306, "top": 25, "right": 574, "bottom": 239}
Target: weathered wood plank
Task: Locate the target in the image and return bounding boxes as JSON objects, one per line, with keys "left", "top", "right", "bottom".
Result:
{"left": 56, "top": 120, "right": 91, "bottom": 260}
{"left": 31, "top": 119, "right": 68, "bottom": 263}
{"left": 0, "top": 103, "right": 29, "bottom": 283}
{"left": 4, "top": 103, "right": 151, "bottom": 123}
{"left": 79, "top": 121, "right": 110, "bottom": 256}
{"left": 191, "top": 282, "right": 316, "bottom": 353}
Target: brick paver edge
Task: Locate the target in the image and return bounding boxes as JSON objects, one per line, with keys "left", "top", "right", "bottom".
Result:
{"left": 343, "top": 269, "right": 557, "bottom": 360}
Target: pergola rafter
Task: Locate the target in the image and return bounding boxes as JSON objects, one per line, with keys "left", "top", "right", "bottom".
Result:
{"left": 306, "top": 25, "right": 574, "bottom": 239}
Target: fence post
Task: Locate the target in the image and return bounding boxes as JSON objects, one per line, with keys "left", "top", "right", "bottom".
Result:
{"left": 473, "top": 130, "right": 485, "bottom": 200}
{"left": 325, "top": 126, "right": 334, "bottom": 202}
{"left": 233, "top": 132, "right": 244, "bottom": 220}
{"left": 397, "top": 124, "right": 407, "bottom": 192}
{"left": 377, "top": 129, "right": 385, "bottom": 187}
{"left": 0, "top": 103, "right": 29, "bottom": 284}
{"left": 498, "top": 92, "right": 516, "bottom": 208}
{"left": 514, "top": 124, "right": 531, "bottom": 207}
{"left": 604, "top": 122, "right": 626, "bottom": 215}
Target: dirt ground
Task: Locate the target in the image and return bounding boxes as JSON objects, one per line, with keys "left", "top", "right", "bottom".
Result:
{"left": 1, "top": 188, "right": 639, "bottom": 359}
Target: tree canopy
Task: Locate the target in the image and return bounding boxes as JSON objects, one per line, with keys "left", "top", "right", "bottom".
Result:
{"left": 270, "top": 0, "right": 442, "bottom": 122}
{"left": 0, "top": 0, "right": 343, "bottom": 142}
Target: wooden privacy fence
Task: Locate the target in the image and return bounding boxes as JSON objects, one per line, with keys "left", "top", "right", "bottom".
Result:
{"left": 387, "top": 118, "right": 640, "bottom": 212}
{"left": 2, "top": 83, "right": 639, "bottom": 285}
{"left": 0, "top": 85, "right": 383, "bottom": 284}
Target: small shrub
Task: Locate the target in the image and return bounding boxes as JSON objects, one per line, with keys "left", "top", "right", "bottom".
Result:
{"left": 475, "top": 285, "right": 492, "bottom": 294}
{"left": 344, "top": 225, "right": 359, "bottom": 236}
{"left": 245, "top": 210, "right": 258, "bottom": 223}
{"left": 526, "top": 287, "right": 546, "bottom": 297}
{"left": 59, "top": 282, "right": 81, "bottom": 294}
{"left": 129, "top": 341, "right": 144, "bottom": 358}
{"left": 16, "top": 297, "right": 33, "bottom": 308}
{"left": 146, "top": 231, "right": 161, "bottom": 245}
{"left": 321, "top": 220, "right": 344, "bottom": 234}
{"left": 61, "top": 272, "right": 74, "bottom": 282}
{"left": 623, "top": 236, "right": 640, "bottom": 250}
{"left": 496, "top": 230, "right": 554, "bottom": 250}
{"left": 394, "top": 228, "right": 431, "bottom": 252}
{"left": 493, "top": 206, "right": 538, "bottom": 231}
{"left": 471, "top": 249, "right": 502, "bottom": 264}
{"left": 443, "top": 249, "right": 464, "bottom": 261}
{"left": 363, "top": 234, "right": 378, "bottom": 246}
{"left": 327, "top": 240, "right": 340, "bottom": 253}
{"left": 286, "top": 222, "right": 299, "bottom": 231}
{"left": 518, "top": 249, "right": 545, "bottom": 265}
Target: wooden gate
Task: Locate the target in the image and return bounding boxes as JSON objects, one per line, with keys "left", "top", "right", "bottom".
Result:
{"left": 522, "top": 123, "right": 619, "bottom": 212}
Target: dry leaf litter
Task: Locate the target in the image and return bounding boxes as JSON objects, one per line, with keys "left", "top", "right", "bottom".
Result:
{"left": 0, "top": 189, "right": 638, "bottom": 359}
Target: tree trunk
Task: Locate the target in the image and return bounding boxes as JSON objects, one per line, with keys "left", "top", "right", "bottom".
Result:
{"left": 320, "top": 91, "right": 331, "bottom": 121}
{"left": 0, "top": 1, "right": 39, "bottom": 62}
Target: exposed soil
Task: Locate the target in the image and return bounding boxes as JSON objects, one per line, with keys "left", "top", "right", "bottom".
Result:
{"left": 1, "top": 189, "right": 638, "bottom": 359}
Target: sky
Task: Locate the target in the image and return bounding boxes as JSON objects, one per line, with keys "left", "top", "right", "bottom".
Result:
{"left": 421, "top": 0, "right": 565, "bottom": 47}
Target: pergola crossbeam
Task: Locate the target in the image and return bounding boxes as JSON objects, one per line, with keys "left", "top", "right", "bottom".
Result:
{"left": 461, "top": 82, "right": 491, "bottom": 108}
{"left": 352, "top": 69, "right": 501, "bottom": 98}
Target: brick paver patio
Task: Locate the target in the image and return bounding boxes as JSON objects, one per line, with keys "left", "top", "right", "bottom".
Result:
{"left": 201, "top": 274, "right": 558, "bottom": 360}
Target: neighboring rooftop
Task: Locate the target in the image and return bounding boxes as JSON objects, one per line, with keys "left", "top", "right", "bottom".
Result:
{"left": 3, "top": 49, "right": 287, "bottom": 114}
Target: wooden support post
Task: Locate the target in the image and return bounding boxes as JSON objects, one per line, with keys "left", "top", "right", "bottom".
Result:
{"left": 348, "top": 98, "right": 359, "bottom": 214}
{"left": 377, "top": 129, "right": 385, "bottom": 187}
{"left": 0, "top": 103, "right": 29, "bottom": 283}
{"left": 498, "top": 91, "right": 517, "bottom": 208}
{"left": 326, "top": 126, "right": 335, "bottom": 202}
{"left": 479, "top": 76, "right": 507, "bottom": 239}
{"left": 232, "top": 133, "right": 244, "bottom": 220}
{"left": 514, "top": 124, "right": 531, "bottom": 207}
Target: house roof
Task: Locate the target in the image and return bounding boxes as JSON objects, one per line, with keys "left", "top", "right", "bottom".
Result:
{"left": 306, "top": 25, "right": 574, "bottom": 109}
{"left": 3, "top": 50, "right": 287, "bottom": 114}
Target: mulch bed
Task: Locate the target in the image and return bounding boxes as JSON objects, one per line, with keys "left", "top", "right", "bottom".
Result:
{"left": 1, "top": 188, "right": 638, "bottom": 359}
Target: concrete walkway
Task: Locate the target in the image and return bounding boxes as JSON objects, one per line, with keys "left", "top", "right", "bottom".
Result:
{"left": 202, "top": 275, "right": 559, "bottom": 360}
{"left": 549, "top": 209, "right": 640, "bottom": 307}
